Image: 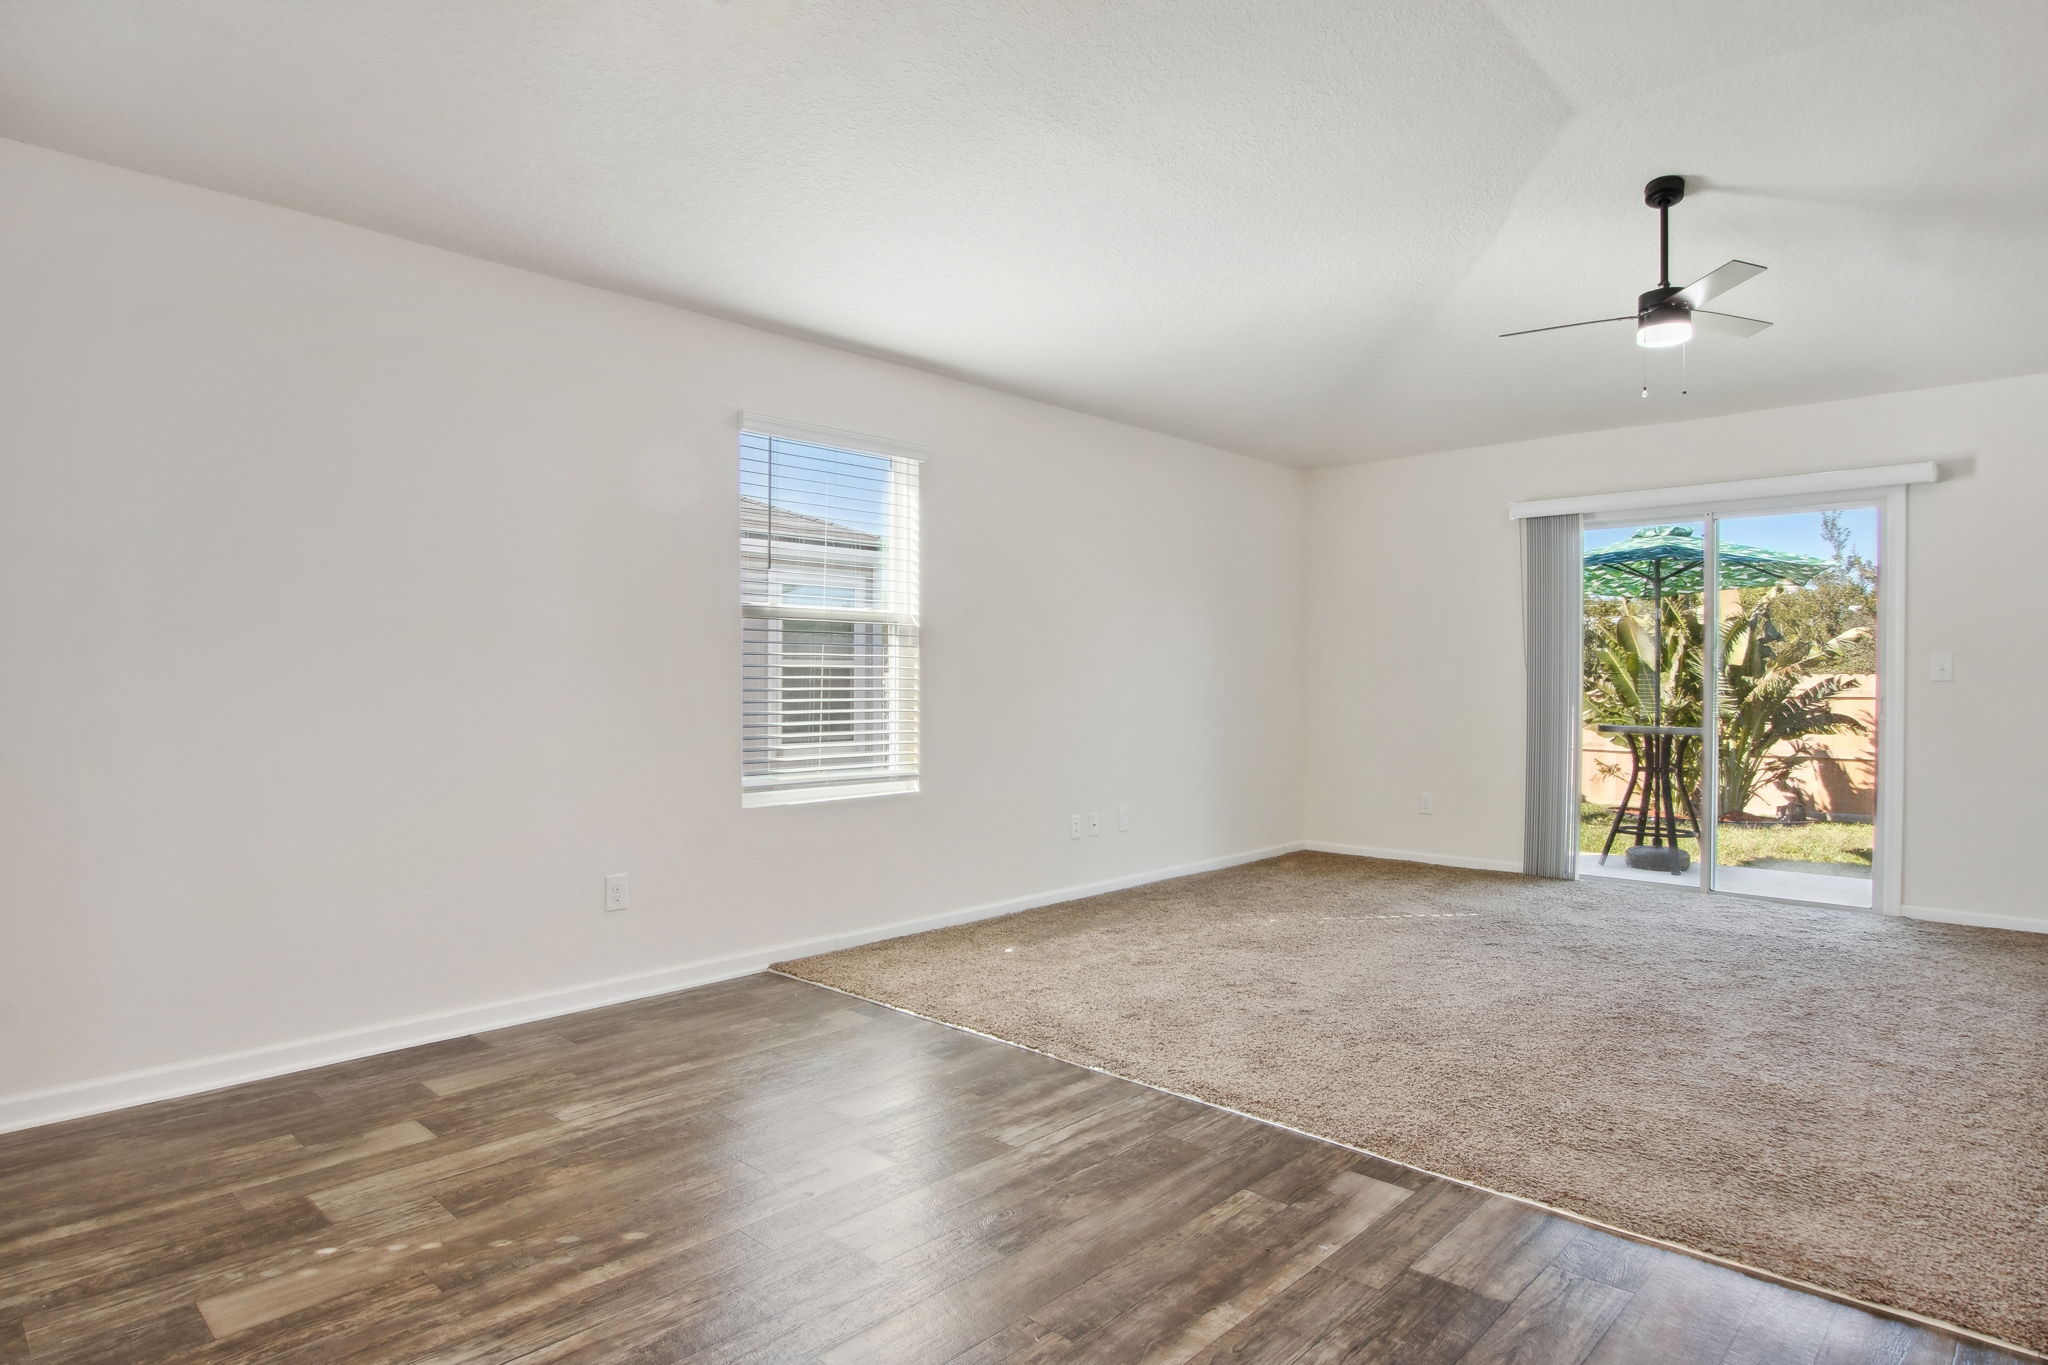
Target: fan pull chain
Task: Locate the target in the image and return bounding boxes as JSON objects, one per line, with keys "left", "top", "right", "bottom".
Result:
{"left": 1680, "top": 342, "right": 1688, "bottom": 396}
{"left": 1641, "top": 347, "right": 1649, "bottom": 399}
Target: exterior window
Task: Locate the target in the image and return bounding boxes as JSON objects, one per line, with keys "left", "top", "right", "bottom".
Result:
{"left": 740, "top": 425, "right": 920, "bottom": 805}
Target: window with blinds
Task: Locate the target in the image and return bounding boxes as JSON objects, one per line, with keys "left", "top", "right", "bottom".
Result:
{"left": 740, "top": 423, "right": 920, "bottom": 805}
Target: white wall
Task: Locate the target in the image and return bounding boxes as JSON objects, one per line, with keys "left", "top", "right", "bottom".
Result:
{"left": 1304, "top": 370, "right": 2048, "bottom": 928}
{"left": 0, "top": 140, "right": 1308, "bottom": 1109}
{"left": 10, "top": 131, "right": 2041, "bottom": 1128}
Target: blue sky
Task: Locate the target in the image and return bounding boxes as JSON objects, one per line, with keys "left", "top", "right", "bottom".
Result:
{"left": 742, "top": 435, "right": 893, "bottom": 537}
{"left": 1584, "top": 508, "right": 1877, "bottom": 565}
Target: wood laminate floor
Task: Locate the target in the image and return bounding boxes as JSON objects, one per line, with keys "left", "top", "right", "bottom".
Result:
{"left": 0, "top": 973, "right": 2029, "bottom": 1364}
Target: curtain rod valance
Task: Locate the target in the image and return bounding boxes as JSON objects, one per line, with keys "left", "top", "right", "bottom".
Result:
{"left": 1506, "top": 461, "right": 1938, "bottom": 521}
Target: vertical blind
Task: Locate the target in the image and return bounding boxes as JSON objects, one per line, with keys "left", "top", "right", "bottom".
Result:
{"left": 1522, "top": 512, "right": 1582, "bottom": 878}
{"left": 740, "top": 427, "right": 920, "bottom": 803}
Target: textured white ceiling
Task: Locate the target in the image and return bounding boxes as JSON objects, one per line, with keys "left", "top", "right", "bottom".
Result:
{"left": 3, "top": 0, "right": 2044, "bottom": 465}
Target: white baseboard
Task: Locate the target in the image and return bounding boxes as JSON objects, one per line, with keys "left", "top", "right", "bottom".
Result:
{"left": 1901, "top": 903, "right": 2048, "bottom": 934}
{"left": 0, "top": 841, "right": 1305, "bottom": 1136}
{"left": 1301, "top": 848, "right": 2048, "bottom": 936}
{"left": 1305, "top": 840, "right": 1524, "bottom": 874}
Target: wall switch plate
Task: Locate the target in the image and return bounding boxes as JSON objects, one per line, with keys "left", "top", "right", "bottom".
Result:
{"left": 1419, "top": 791, "right": 1434, "bottom": 815}
{"left": 1089, "top": 812, "right": 1101, "bottom": 836}
{"left": 1117, "top": 806, "right": 1131, "bottom": 832}
{"left": 1929, "top": 651, "right": 1954, "bottom": 682}
{"left": 604, "top": 872, "right": 629, "bottom": 912}
{"left": 1070, "top": 814, "right": 1084, "bottom": 840}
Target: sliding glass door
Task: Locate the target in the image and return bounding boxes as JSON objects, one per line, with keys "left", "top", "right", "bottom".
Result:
{"left": 1580, "top": 503, "right": 1883, "bottom": 909}
{"left": 1706, "top": 510, "right": 1878, "bottom": 907}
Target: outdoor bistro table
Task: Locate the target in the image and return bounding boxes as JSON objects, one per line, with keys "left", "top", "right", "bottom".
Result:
{"left": 1596, "top": 724, "right": 1705, "bottom": 873}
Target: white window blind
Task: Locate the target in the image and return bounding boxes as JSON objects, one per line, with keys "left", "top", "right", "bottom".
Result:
{"left": 740, "top": 425, "right": 920, "bottom": 806}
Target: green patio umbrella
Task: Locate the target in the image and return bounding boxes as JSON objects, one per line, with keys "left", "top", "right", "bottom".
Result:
{"left": 1584, "top": 525, "right": 1828, "bottom": 725}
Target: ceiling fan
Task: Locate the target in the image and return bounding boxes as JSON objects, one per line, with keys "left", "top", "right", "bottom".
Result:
{"left": 1501, "top": 175, "right": 1770, "bottom": 349}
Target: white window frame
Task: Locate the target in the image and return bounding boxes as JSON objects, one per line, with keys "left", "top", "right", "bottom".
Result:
{"left": 739, "top": 413, "right": 922, "bottom": 808}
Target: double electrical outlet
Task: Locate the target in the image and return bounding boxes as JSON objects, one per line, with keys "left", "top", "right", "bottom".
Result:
{"left": 1070, "top": 807, "right": 1132, "bottom": 839}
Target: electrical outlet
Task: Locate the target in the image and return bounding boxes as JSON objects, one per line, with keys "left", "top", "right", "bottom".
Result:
{"left": 1070, "top": 814, "right": 1084, "bottom": 840}
{"left": 1089, "top": 812, "right": 1101, "bottom": 837}
{"left": 1117, "top": 806, "right": 1131, "bottom": 832}
{"left": 1929, "top": 651, "right": 1954, "bottom": 682}
{"left": 1419, "top": 792, "right": 1434, "bottom": 815}
{"left": 604, "top": 872, "right": 629, "bottom": 912}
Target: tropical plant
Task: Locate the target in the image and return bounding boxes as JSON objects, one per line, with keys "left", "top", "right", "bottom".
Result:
{"left": 1716, "top": 607, "right": 1869, "bottom": 816}
{"left": 1584, "top": 593, "right": 1704, "bottom": 732}
{"left": 1584, "top": 595, "right": 1867, "bottom": 817}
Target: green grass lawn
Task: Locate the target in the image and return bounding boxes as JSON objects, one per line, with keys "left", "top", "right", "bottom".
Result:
{"left": 1578, "top": 802, "right": 1873, "bottom": 870}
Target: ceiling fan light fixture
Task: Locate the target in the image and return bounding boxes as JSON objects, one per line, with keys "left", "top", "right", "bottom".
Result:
{"left": 1497, "top": 176, "right": 1770, "bottom": 362}
{"left": 1636, "top": 302, "right": 1693, "bottom": 348}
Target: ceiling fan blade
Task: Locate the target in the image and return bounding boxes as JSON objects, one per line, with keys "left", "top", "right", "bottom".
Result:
{"left": 1672, "top": 260, "right": 1765, "bottom": 308}
{"left": 1690, "top": 309, "right": 1772, "bottom": 338}
{"left": 1499, "top": 316, "right": 1635, "bottom": 338}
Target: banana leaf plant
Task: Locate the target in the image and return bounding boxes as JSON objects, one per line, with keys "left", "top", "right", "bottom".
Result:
{"left": 1717, "top": 608, "right": 1869, "bottom": 817}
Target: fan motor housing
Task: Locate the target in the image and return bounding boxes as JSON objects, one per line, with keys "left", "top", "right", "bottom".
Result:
{"left": 1638, "top": 285, "right": 1684, "bottom": 315}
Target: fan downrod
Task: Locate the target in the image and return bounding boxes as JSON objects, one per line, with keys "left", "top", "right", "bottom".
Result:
{"left": 1644, "top": 175, "right": 1685, "bottom": 286}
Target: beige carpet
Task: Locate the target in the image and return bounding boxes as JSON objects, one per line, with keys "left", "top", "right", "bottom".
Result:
{"left": 775, "top": 852, "right": 2048, "bottom": 1355}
